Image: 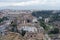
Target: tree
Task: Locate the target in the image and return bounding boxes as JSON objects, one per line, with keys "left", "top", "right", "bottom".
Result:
{"left": 0, "top": 17, "right": 9, "bottom": 23}
{"left": 10, "top": 21, "right": 18, "bottom": 32}
{"left": 48, "top": 28, "right": 59, "bottom": 34}
{"left": 2, "top": 17, "right": 9, "bottom": 20}
{"left": 53, "top": 28, "right": 59, "bottom": 34}
{"left": 39, "top": 19, "right": 48, "bottom": 30}
{"left": 0, "top": 18, "right": 3, "bottom": 23}
{"left": 20, "top": 29, "right": 26, "bottom": 36}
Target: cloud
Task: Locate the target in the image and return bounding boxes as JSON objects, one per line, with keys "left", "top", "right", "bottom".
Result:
{"left": 0, "top": 0, "right": 47, "bottom": 7}
{"left": 12, "top": 0, "right": 40, "bottom": 6}
{"left": 43, "top": 0, "right": 60, "bottom": 6}
{"left": 0, "top": 0, "right": 59, "bottom": 7}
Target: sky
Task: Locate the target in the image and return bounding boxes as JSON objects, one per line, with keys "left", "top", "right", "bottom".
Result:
{"left": 0, "top": 0, "right": 60, "bottom": 10}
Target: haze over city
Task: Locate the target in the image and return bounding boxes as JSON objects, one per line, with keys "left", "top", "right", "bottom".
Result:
{"left": 0, "top": 0, "right": 60, "bottom": 40}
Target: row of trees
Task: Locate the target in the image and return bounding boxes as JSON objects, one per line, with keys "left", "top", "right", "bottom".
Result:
{"left": 38, "top": 19, "right": 48, "bottom": 31}
{"left": 0, "top": 18, "right": 3, "bottom": 23}
{"left": 32, "top": 11, "right": 53, "bottom": 18}
{"left": 10, "top": 21, "right": 18, "bottom": 32}
{"left": 39, "top": 19, "right": 59, "bottom": 34}
{"left": 48, "top": 28, "right": 59, "bottom": 34}
{"left": 0, "top": 17, "right": 9, "bottom": 23}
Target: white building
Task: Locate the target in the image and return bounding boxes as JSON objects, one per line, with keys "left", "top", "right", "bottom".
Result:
{"left": 39, "top": 16, "right": 42, "bottom": 19}
{"left": 44, "top": 18, "right": 50, "bottom": 23}
{"left": 18, "top": 26, "right": 37, "bottom": 33}
{"left": 32, "top": 18, "right": 38, "bottom": 23}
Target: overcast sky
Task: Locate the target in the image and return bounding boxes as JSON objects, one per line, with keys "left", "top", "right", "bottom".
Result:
{"left": 0, "top": 0, "right": 60, "bottom": 10}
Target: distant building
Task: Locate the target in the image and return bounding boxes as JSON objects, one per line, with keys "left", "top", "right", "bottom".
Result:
{"left": 32, "top": 18, "right": 38, "bottom": 23}
{"left": 0, "top": 21, "right": 10, "bottom": 36}
{"left": 39, "top": 16, "right": 42, "bottom": 19}
{"left": 0, "top": 13, "right": 4, "bottom": 18}
{"left": 44, "top": 18, "right": 50, "bottom": 23}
